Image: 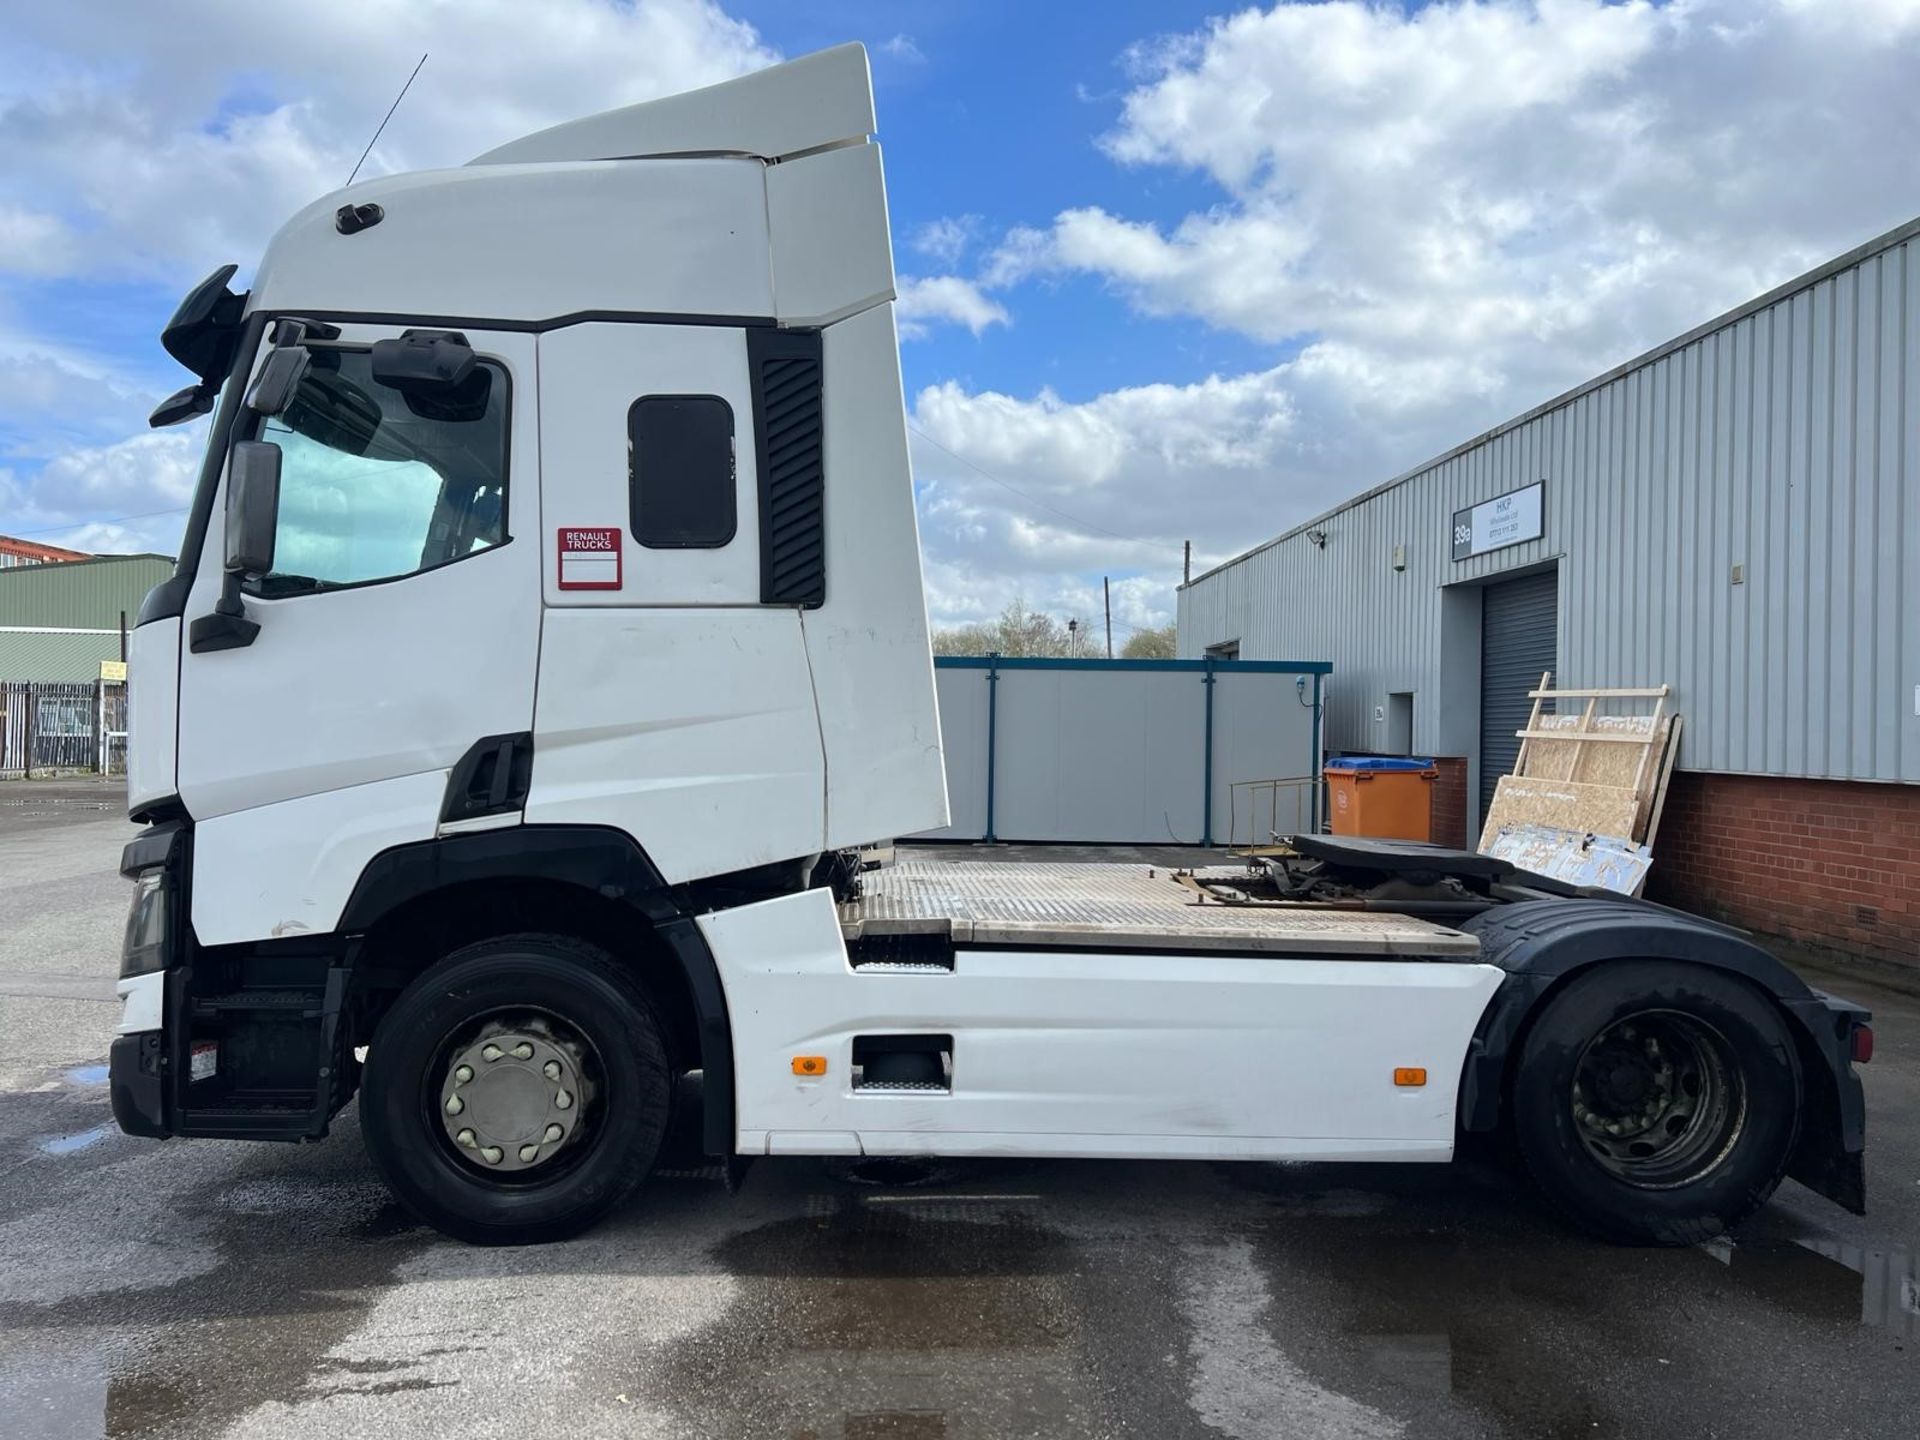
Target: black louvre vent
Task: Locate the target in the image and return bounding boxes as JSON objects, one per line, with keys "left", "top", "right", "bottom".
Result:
{"left": 749, "top": 328, "right": 826, "bottom": 607}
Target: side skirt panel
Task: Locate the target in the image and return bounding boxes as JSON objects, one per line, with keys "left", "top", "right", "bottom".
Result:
{"left": 700, "top": 888, "right": 1506, "bottom": 1161}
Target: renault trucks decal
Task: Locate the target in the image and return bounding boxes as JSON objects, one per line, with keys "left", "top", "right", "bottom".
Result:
{"left": 557, "top": 527, "right": 623, "bottom": 590}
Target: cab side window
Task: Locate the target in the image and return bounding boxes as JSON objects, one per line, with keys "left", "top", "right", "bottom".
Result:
{"left": 629, "top": 395, "right": 736, "bottom": 549}
{"left": 255, "top": 346, "right": 509, "bottom": 593}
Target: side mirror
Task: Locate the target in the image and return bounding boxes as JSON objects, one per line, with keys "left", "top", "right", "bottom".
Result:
{"left": 224, "top": 441, "right": 282, "bottom": 576}
{"left": 148, "top": 383, "right": 215, "bottom": 429}
{"left": 245, "top": 346, "right": 310, "bottom": 416}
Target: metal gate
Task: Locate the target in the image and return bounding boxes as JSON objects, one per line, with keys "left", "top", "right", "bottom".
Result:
{"left": 1479, "top": 568, "right": 1559, "bottom": 817}
{"left": 0, "top": 680, "right": 129, "bottom": 778}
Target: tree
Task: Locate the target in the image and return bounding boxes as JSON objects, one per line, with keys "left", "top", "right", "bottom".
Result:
{"left": 931, "top": 598, "right": 1092, "bottom": 657}
{"left": 1121, "top": 623, "right": 1177, "bottom": 660}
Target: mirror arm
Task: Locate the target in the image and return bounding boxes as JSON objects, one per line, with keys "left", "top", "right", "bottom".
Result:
{"left": 270, "top": 316, "right": 341, "bottom": 346}
{"left": 188, "top": 574, "right": 260, "bottom": 653}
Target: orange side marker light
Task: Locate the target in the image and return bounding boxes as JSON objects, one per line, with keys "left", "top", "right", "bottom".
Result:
{"left": 792, "top": 1055, "right": 828, "bottom": 1077}
{"left": 1393, "top": 1067, "right": 1427, "bottom": 1087}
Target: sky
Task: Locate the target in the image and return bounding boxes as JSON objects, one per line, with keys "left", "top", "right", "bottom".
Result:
{"left": 3, "top": 1, "right": 1919, "bottom": 639}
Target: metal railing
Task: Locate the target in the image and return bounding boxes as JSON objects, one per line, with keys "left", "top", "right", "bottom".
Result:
{"left": 1226, "top": 775, "right": 1318, "bottom": 850}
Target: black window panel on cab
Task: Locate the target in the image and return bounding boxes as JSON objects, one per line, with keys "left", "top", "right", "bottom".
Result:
{"left": 629, "top": 394, "right": 737, "bottom": 549}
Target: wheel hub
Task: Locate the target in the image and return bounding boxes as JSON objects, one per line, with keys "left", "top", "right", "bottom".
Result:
{"left": 1569, "top": 1011, "right": 1745, "bottom": 1188}
{"left": 1602, "top": 1061, "right": 1652, "bottom": 1107}
{"left": 439, "top": 1026, "right": 584, "bottom": 1172}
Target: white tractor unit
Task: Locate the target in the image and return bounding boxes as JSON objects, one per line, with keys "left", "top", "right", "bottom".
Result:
{"left": 113, "top": 45, "right": 1872, "bottom": 1245}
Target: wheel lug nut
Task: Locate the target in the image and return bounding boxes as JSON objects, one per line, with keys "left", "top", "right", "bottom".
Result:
{"left": 454, "top": 1065, "right": 474, "bottom": 1084}
{"left": 555, "top": 1090, "right": 574, "bottom": 1111}
{"left": 456, "top": 1128, "right": 477, "bottom": 1148}
{"left": 481, "top": 1044, "right": 503, "bottom": 1063}
{"left": 544, "top": 1123, "right": 564, "bottom": 1143}
{"left": 543, "top": 1060, "right": 562, "bottom": 1081}
{"left": 519, "top": 1144, "right": 541, "bottom": 1163}
{"left": 511, "top": 1042, "right": 535, "bottom": 1061}
{"left": 481, "top": 1146, "right": 504, "bottom": 1165}
{"left": 446, "top": 1095, "right": 464, "bottom": 1115}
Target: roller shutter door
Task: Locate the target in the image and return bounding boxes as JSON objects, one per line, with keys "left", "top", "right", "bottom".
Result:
{"left": 1480, "top": 568, "right": 1558, "bottom": 817}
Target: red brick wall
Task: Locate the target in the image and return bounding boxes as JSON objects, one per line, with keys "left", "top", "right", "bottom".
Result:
{"left": 1429, "top": 756, "right": 1469, "bottom": 849}
{"left": 1648, "top": 771, "right": 1920, "bottom": 978}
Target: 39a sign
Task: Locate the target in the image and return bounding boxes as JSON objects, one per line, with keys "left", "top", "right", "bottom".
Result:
{"left": 1451, "top": 482, "right": 1544, "bottom": 561}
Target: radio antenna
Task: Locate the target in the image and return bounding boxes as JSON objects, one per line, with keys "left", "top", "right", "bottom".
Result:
{"left": 346, "top": 53, "right": 428, "bottom": 188}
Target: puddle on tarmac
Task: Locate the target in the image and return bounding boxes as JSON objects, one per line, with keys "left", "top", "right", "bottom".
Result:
{"left": 0, "top": 1349, "right": 192, "bottom": 1440}
{"left": 1351, "top": 1331, "right": 1454, "bottom": 1394}
{"left": 1708, "top": 1237, "right": 1920, "bottom": 1339}
{"left": 38, "top": 1124, "right": 114, "bottom": 1156}
{"left": 838, "top": 1413, "right": 950, "bottom": 1439}
{"left": 643, "top": 1183, "right": 1089, "bottom": 1437}
{"left": 64, "top": 1065, "right": 109, "bottom": 1088}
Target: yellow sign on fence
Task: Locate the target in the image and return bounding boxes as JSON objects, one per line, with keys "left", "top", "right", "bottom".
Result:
{"left": 99, "top": 660, "right": 127, "bottom": 682}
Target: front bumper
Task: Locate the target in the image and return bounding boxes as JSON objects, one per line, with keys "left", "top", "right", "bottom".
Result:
{"left": 110, "top": 821, "right": 187, "bottom": 1141}
{"left": 110, "top": 1031, "right": 169, "bottom": 1139}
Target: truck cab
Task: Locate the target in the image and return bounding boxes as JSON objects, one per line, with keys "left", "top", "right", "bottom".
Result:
{"left": 111, "top": 45, "right": 1871, "bottom": 1248}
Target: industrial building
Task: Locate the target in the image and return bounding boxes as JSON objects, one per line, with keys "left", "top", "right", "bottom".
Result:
{"left": 0, "top": 553, "right": 173, "bottom": 681}
{"left": 0, "top": 534, "right": 89, "bottom": 569}
{"left": 1178, "top": 215, "right": 1919, "bottom": 978}
{"left": 0, "top": 552, "right": 172, "bottom": 776}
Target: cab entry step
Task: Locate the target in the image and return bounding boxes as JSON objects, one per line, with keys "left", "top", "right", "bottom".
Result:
{"left": 840, "top": 859, "right": 1481, "bottom": 957}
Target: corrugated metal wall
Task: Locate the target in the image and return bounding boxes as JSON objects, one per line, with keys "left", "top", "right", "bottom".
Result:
{"left": 0, "top": 555, "right": 173, "bottom": 628}
{"left": 0, "top": 631, "right": 126, "bottom": 683}
{"left": 1179, "top": 220, "right": 1920, "bottom": 790}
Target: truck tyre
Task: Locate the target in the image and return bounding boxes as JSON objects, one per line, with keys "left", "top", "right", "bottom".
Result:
{"left": 1509, "top": 960, "right": 1801, "bottom": 1246}
{"left": 359, "top": 933, "right": 672, "bottom": 1245}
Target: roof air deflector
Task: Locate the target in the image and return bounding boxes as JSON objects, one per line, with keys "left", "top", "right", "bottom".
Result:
{"left": 467, "top": 43, "right": 874, "bottom": 167}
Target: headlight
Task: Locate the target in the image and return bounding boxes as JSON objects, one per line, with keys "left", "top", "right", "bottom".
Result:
{"left": 121, "top": 868, "right": 170, "bottom": 978}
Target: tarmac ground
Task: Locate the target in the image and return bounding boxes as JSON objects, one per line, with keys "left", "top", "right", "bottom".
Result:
{"left": 1, "top": 782, "right": 1913, "bottom": 1438}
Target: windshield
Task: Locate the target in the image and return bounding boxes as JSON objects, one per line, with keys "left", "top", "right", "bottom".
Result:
{"left": 252, "top": 345, "right": 509, "bottom": 594}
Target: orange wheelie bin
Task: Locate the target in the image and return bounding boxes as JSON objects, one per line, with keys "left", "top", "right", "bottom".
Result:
{"left": 1323, "top": 757, "right": 1437, "bottom": 841}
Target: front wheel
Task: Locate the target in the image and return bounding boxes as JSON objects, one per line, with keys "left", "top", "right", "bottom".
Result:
{"left": 359, "top": 933, "right": 673, "bottom": 1245}
{"left": 1510, "top": 961, "right": 1802, "bottom": 1245}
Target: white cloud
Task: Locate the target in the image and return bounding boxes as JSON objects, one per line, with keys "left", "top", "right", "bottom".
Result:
{"left": 1004, "top": 0, "right": 1920, "bottom": 378}
{"left": 895, "top": 276, "right": 1010, "bottom": 340}
{"left": 0, "top": 343, "right": 157, "bottom": 458}
{"left": 910, "top": 367, "right": 1312, "bottom": 629}
{"left": 881, "top": 34, "right": 927, "bottom": 65}
{"left": 910, "top": 215, "right": 981, "bottom": 267}
{"left": 0, "top": 204, "right": 74, "bottom": 277}
{"left": 37, "top": 428, "right": 202, "bottom": 512}
{"left": 920, "top": 0, "right": 1920, "bottom": 626}
{"left": 0, "top": 1, "right": 777, "bottom": 552}
{"left": 3, "top": 427, "right": 202, "bottom": 555}
{"left": 0, "top": 0, "right": 777, "bottom": 285}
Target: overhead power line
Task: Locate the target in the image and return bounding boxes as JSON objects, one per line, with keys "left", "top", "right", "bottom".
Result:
{"left": 7, "top": 505, "right": 190, "bottom": 539}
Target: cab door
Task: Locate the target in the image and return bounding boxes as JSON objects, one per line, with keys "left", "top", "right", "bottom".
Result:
{"left": 522, "top": 321, "right": 826, "bottom": 883}
{"left": 175, "top": 325, "right": 542, "bottom": 854}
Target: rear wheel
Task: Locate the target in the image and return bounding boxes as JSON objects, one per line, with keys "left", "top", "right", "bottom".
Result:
{"left": 1510, "top": 961, "right": 1801, "bottom": 1245}
{"left": 359, "top": 933, "right": 672, "bottom": 1245}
